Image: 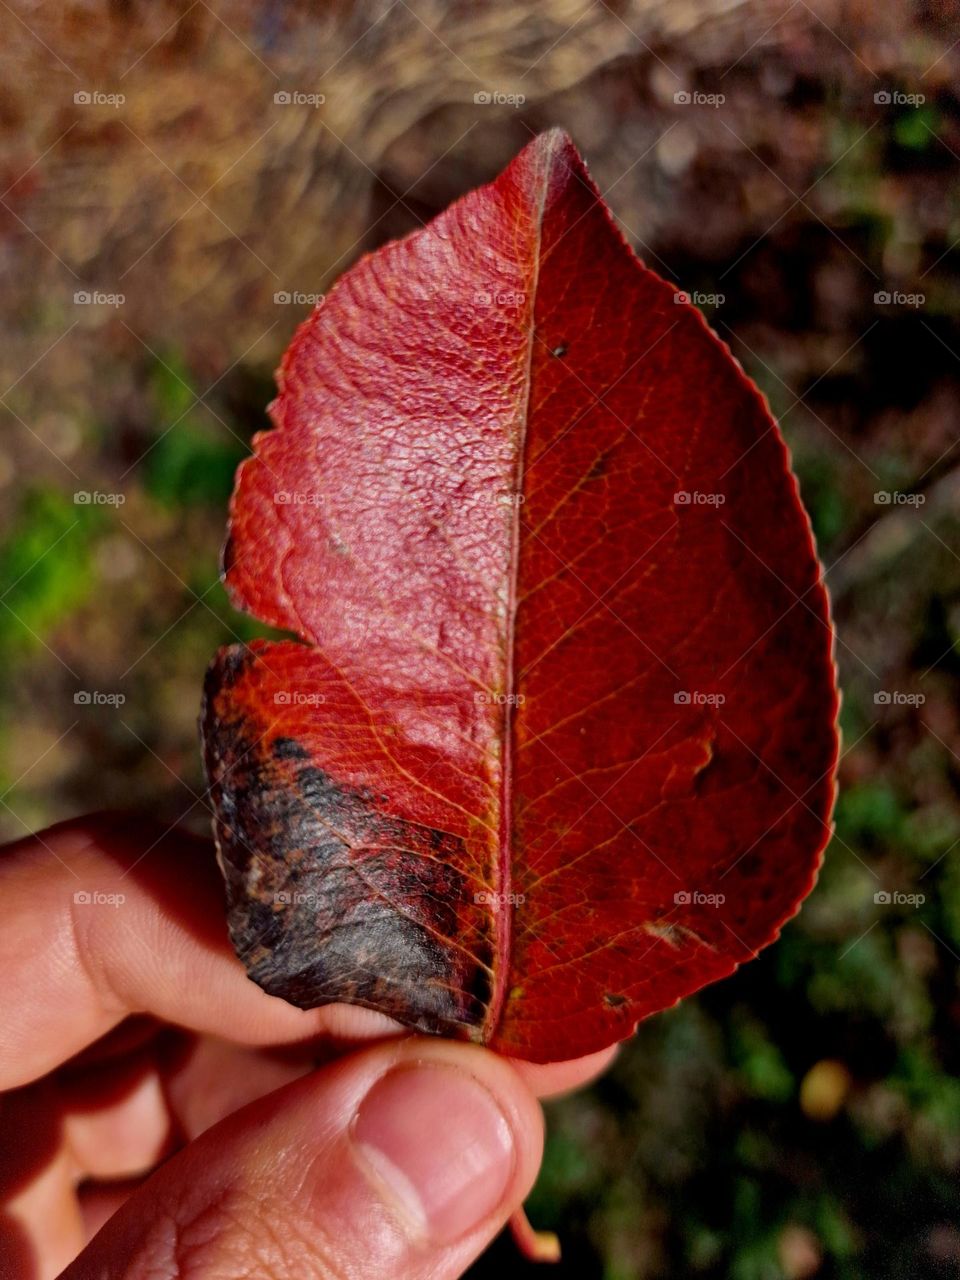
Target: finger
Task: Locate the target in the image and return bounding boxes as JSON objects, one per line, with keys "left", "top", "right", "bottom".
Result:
{"left": 62, "top": 1065, "right": 171, "bottom": 1180}
{"left": 162, "top": 1035, "right": 316, "bottom": 1141}
{"left": 163, "top": 1036, "right": 618, "bottom": 1144}
{"left": 60, "top": 1038, "right": 615, "bottom": 1203}
{"left": 4, "top": 1031, "right": 617, "bottom": 1272}
{"left": 67, "top": 1034, "right": 316, "bottom": 1173}
{"left": 48, "top": 1022, "right": 180, "bottom": 1182}
{"left": 62, "top": 1037, "right": 544, "bottom": 1280}
{"left": 0, "top": 815, "right": 401, "bottom": 1089}
{"left": 0, "top": 1081, "right": 83, "bottom": 1279}
{"left": 0, "top": 1055, "right": 173, "bottom": 1273}
{"left": 2, "top": 1034, "right": 317, "bottom": 1270}
{"left": 512, "top": 1044, "right": 618, "bottom": 1098}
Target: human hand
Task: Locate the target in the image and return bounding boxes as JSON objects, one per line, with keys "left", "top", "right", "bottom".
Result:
{"left": 0, "top": 816, "right": 614, "bottom": 1279}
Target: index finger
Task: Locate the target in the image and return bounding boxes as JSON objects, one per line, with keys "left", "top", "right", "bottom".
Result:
{"left": 0, "top": 815, "right": 398, "bottom": 1089}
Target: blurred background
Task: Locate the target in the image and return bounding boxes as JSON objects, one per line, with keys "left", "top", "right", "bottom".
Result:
{"left": 2, "top": 1, "right": 959, "bottom": 1276}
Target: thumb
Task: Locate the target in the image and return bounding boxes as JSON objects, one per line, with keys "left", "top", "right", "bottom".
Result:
{"left": 63, "top": 1037, "right": 545, "bottom": 1280}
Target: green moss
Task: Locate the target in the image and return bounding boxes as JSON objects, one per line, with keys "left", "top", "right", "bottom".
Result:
{"left": 835, "top": 781, "right": 909, "bottom": 849}
{"left": 793, "top": 452, "right": 848, "bottom": 548}
{"left": 732, "top": 1016, "right": 795, "bottom": 1103}
{"left": 0, "top": 488, "right": 99, "bottom": 657}
{"left": 144, "top": 422, "right": 246, "bottom": 509}
{"left": 893, "top": 105, "right": 942, "bottom": 152}
{"left": 810, "top": 1193, "right": 858, "bottom": 1258}
{"left": 150, "top": 350, "right": 201, "bottom": 421}
{"left": 144, "top": 355, "right": 248, "bottom": 508}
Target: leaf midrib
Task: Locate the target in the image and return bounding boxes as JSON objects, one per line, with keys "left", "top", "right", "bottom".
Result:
{"left": 483, "top": 133, "right": 559, "bottom": 1044}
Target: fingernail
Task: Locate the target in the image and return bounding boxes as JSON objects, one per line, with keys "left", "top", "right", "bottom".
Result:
{"left": 352, "top": 1062, "right": 515, "bottom": 1243}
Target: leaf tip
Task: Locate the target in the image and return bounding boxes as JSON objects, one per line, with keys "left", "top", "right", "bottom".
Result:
{"left": 514, "top": 126, "right": 589, "bottom": 195}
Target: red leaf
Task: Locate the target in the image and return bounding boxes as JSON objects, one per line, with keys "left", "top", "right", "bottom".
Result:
{"left": 201, "top": 129, "right": 839, "bottom": 1064}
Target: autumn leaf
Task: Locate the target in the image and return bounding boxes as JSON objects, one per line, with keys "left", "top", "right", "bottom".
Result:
{"left": 201, "top": 128, "right": 839, "bottom": 1065}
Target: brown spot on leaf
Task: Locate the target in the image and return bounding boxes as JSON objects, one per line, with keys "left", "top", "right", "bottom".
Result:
{"left": 201, "top": 651, "right": 492, "bottom": 1038}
